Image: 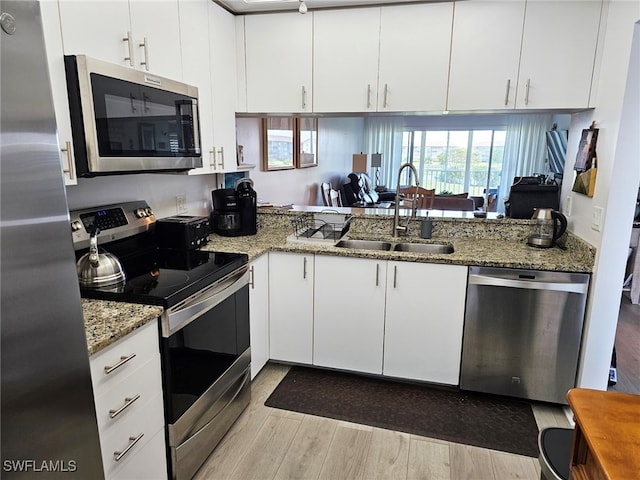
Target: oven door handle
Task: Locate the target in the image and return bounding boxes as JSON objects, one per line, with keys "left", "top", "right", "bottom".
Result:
{"left": 162, "top": 265, "right": 249, "bottom": 337}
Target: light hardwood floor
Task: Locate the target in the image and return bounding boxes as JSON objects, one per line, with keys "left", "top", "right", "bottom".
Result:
{"left": 194, "top": 363, "right": 571, "bottom": 480}
{"left": 608, "top": 292, "right": 640, "bottom": 395}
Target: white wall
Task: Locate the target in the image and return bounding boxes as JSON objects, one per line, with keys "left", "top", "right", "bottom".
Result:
{"left": 66, "top": 173, "right": 219, "bottom": 218}
{"left": 236, "top": 116, "right": 365, "bottom": 205}
{"left": 560, "top": 2, "right": 640, "bottom": 389}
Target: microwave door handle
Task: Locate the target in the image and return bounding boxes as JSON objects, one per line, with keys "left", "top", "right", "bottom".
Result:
{"left": 175, "top": 99, "right": 201, "bottom": 155}
{"left": 191, "top": 99, "right": 201, "bottom": 155}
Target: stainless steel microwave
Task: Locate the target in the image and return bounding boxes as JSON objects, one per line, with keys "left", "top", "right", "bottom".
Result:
{"left": 64, "top": 55, "right": 202, "bottom": 176}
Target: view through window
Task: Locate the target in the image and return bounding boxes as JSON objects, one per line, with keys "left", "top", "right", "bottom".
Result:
{"left": 401, "top": 129, "right": 505, "bottom": 198}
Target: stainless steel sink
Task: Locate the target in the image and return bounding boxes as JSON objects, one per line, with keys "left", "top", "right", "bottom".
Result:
{"left": 393, "top": 243, "right": 454, "bottom": 254}
{"left": 334, "top": 239, "right": 393, "bottom": 251}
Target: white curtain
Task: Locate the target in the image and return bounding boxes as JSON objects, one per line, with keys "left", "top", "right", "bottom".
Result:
{"left": 363, "top": 117, "right": 404, "bottom": 189}
{"left": 497, "top": 114, "right": 554, "bottom": 212}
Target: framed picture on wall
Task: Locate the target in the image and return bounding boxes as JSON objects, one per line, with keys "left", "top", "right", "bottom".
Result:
{"left": 574, "top": 128, "right": 598, "bottom": 172}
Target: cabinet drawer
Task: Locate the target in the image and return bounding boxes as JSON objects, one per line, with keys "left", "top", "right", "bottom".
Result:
{"left": 107, "top": 428, "right": 167, "bottom": 480}
{"left": 93, "top": 354, "right": 163, "bottom": 433}
{"left": 90, "top": 321, "right": 159, "bottom": 394}
{"left": 99, "top": 392, "right": 165, "bottom": 478}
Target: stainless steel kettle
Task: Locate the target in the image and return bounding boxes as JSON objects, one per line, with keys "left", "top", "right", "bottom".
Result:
{"left": 76, "top": 228, "right": 126, "bottom": 290}
{"left": 527, "top": 208, "right": 567, "bottom": 248}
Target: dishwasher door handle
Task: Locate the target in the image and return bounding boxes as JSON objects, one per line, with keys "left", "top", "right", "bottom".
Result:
{"left": 468, "top": 274, "right": 589, "bottom": 294}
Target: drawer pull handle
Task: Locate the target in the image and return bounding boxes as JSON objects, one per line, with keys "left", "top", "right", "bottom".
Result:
{"left": 113, "top": 433, "right": 144, "bottom": 462}
{"left": 109, "top": 394, "right": 141, "bottom": 419}
{"left": 104, "top": 353, "right": 136, "bottom": 374}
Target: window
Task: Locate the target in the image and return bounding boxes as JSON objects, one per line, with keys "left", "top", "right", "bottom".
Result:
{"left": 262, "top": 117, "right": 318, "bottom": 171}
{"left": 401, "top": 129, "right": 505, "bottom": 197}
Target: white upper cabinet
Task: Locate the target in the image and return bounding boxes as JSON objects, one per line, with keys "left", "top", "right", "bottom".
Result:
{"left": 209, "top": 1, "right": 238, "bottom": 171}
{"left": 128, "top": 0, "right": 182, "bottom": 79}
{"left": 180, "top": 0, "right": 216, "bottom": 174}
{"left": 40, "top": 0, "right": 77, "bottom": 185}
{"left": 58, "top": 0, "right": 182, "bottom": 80}
{"left": 378, "top": 3, "right": 453, "bottom": 112}
{"left": 58, "top": 0, "right": 132, "bottom": 66}
{"left": 516, "top": 0, "right": 603, "bottom": 109}
{"left": 245, "top": 13, "right": 313, "bottom": 113}
{"left": 447, "top": 0, "right": 526, "bottom": 111}
{"left": 313, "top": 8, "right": 381, "bottom": 112}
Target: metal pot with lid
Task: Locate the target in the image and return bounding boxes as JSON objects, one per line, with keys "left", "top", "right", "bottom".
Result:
{"left": 76, "top": 227, "right": 126, "bottom": 291}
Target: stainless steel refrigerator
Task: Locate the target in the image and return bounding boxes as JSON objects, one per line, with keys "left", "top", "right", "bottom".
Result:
{"left": 1, "top": 1, "right": 104, "bottom": 477}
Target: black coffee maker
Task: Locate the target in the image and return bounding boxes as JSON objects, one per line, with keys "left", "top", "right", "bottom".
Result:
{"left": 211, "top": 179, "right": 257, "bottom": 237}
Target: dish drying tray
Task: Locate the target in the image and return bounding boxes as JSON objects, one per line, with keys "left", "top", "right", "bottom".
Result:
{"left": 287, "top": 212, "right": 352, "bottom": 244}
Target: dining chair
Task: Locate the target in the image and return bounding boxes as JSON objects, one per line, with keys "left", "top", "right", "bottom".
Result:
{"left": 321, "top": 182, "right": 332, "bottom": 207}
{"left": 398, "top": 186, "right": 435, "bottom": 209}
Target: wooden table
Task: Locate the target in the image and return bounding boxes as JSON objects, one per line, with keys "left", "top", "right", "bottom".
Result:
{"left": 567, "top": 388, "right": 640, "bottom": 479}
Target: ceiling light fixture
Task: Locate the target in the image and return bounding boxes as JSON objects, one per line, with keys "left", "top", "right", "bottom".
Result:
{"left": 299, "top": 0, "right": 307, "bottom": 14}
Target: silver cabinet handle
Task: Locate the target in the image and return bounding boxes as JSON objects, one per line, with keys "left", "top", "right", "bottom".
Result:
{"left": 217, "top": 147, "right": 224, "bottom": 169}
{"left": 139, "top": 37, "right": 149, "bottom": 70}
{"left": 301, "top": 85, "right": 307, "bottom": 109}
{"left": 375, "top": 264, "right": 380, "bottom": 286}
{"left": 104, "top": 353, "right": 136, "bottom": 374}
{"left": 113, "top": 433, "right": 144, "bottom": 462}
{"left": 366, "top": 84, "right": 372, "bottom": 109}
{"left": 249, "top": 266, "right": 255, "bottom": 289}
{"left": 109, "top": 394, "right": 141, "bottom": 419}
{"left": 393, "top": 265, "right": 398, "bottom": 289}
{"left": 524, "top": 78, "right": 531, "bottom": 106}
{"left": 303, "top": 257, "right": 307, "bottom": 279}
{"left": 123, "top": 31, "right": 134, "bottom": 66}
{"left": 209, "top": 147, "right": 216, "bottom": 170}
{"left": 60, "top": 141, "right": 75, "bottom": 180}
{"left": 383, "top": 84, "right": 388, "bottom": 109}
{"left": 504, "top": 79, "right": 511, "bottom": 106}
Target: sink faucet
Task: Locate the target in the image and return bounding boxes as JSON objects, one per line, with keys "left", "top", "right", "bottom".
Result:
{"left": 393, "top": 162, "right": 419, "bottom": 237}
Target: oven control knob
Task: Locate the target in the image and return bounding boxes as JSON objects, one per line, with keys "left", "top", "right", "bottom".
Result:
{"left": 145, "top": 207, "right": 153, "bottom": 217}
{"left": 71, "top": 220, "right": 82, "bottom": 232}
{"left": 135, "top": 208, "right": 146, "bottom": 218}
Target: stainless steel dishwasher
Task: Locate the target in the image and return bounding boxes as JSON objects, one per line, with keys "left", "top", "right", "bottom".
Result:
{"left": 460, "top": 266, "right": 590, "bottom": 404}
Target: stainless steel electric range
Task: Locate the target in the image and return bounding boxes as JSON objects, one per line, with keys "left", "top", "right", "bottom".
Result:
{"left": 71, "top": 201, "right": 251, "bottom": 480}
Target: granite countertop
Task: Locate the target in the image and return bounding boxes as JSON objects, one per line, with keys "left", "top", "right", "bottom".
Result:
{"left": 200, "top": 209, "right": 595, "bottom": 273}
{"left": 82, "top": 299, "right": 163, "bottom": 356}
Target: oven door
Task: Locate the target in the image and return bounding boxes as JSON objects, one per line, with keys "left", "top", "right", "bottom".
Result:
{"left": 160, "top": 266, "right": 250, "bottom": 480}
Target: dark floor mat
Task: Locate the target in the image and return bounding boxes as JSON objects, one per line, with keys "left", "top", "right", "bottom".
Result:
{"left": 265, "top": 366, "right": 540, "bottom": 458}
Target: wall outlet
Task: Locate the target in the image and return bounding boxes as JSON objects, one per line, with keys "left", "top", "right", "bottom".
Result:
{"left": 176, "top": 194, "right": 187, "bottom": 214}
{"left": 564, "top": 195, "right": 572, "bottom": 216}
{"left": 591, "top": 206, "right": 604, "bottom": 231}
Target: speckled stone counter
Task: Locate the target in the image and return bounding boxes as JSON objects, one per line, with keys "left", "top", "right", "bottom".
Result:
{"left": 201, "top": 207, "right": 596, "bottom": 273}
{"left": 82, "top": 299, "right": 163, "bottom": 356}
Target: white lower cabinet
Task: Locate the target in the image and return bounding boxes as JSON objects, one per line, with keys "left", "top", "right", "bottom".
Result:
{"left": 314, "top": 255, "right": 387, "bottom": 374}
{"left": 383, "top": 261, "right": 468, "bottom": 385}
{"left": 89, "top": 320, "right": 167, "bottom": 480}
{"left": 249, "top": 254, "right": 270, "bottom": 379}
{"left": 268, "top": 252, "right": 314, "bottom": 364}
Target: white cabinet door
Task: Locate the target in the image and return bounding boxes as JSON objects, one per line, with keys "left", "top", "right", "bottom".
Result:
{"left": 516, "top": 0, "right": 603, "bottom": 109}
{"left": 249, "top": 254, "right": 270, "bottom": 379}
{"left": 128, "top": 0, "right": 182, "bottom": 79}
{"left": 268, "top": 252, "right": 314, "bottom": 364}
{"left": 180, "top": 0, "right": 216, "bottom": 175}
{"left": 384, "top": 262, "right": 468, "bottom": 385}
{"left": 245, "top": 13, "right": 313, "bottom": 113}
{"left": 313, "top": 8, "right": 381, "bottom": 113}
{"left": 209, "top": 1, "right": 238, "bottom": 171}
{"left": 58, "top": 0, "right": 132, "bottom": 65}
{"left": 314, "top": 256, "right": 387, "bottom": 374}
{"left": 378, "top": 3, "right": 453, "bottom": 112}
{"left": 447, "top": 0, "right": 525, "bottom": 111}
{"left": 40, "top": 0, "right": 77, "bottom": 185}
